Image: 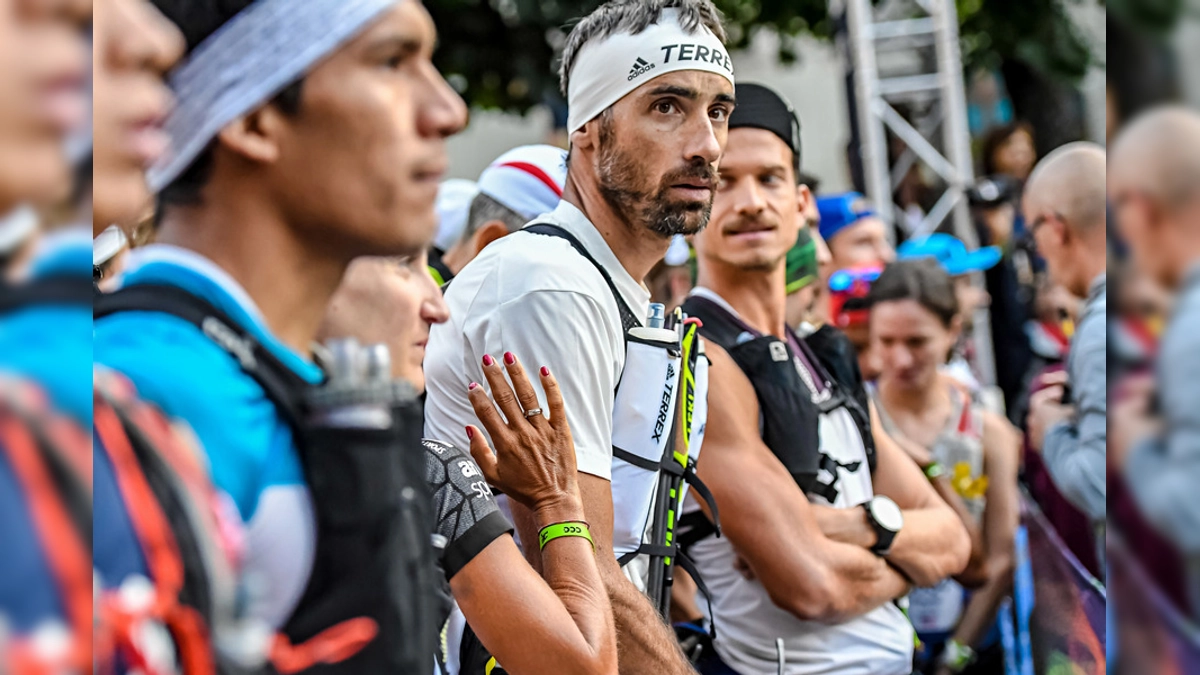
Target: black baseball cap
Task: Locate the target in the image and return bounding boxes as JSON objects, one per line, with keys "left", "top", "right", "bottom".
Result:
{"left": 729, "top": 83, "right": 802, "bottom": 175}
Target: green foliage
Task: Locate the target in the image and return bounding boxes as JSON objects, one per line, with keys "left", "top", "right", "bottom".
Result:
{"left": 427, "top": 0, "right": 1105, "bottom": 113}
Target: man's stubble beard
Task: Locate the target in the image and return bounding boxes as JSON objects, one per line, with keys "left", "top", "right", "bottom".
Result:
{"left": 595, "top": 117, "right": 714, "bottom": 239}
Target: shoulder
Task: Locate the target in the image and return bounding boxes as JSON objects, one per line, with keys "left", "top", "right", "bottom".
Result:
{"left": 421, "top": 439, "right": 512, "bottom": 579}
{"left": 95, "top": 312, "right": 302, "bottom": 521}
{"left": 453, "top": 230, "right": 615, "bottom": 307}
{"left": 702, "top": 343, "right": 759, "bottom": 426}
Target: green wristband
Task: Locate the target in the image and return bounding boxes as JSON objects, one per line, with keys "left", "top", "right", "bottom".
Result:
{"left": 923, "top": 462, "right": 946, "bottom": 480}
{"left": 538, "top": 522, "right": 594, "bottom": 550}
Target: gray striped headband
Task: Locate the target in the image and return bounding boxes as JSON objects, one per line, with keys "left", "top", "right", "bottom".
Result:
{"left": 149, "top": 0, "right": 402, "bottom": 192}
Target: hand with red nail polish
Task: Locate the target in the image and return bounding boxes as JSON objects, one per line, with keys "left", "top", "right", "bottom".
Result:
{"left": 466, "top": 351, "right": 579, "bottom": 515}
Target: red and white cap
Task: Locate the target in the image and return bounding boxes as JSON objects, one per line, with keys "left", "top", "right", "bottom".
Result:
{"left": 477, "top": 145, "right": 568, "bottom": 221}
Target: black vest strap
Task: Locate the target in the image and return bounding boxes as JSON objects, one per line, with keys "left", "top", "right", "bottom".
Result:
{"left": 94, "top": 284, "right": 311, "bottom": 432}
{"left": 523, "top": 224, "right": 642, "bottom": 334}
{"left": 0, "top": 276, "right": 94, "bottom": 314}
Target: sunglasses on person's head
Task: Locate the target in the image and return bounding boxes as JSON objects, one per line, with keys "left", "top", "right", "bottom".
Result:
{"left": 829, "top": 267, "right": 883, "bottom": 293}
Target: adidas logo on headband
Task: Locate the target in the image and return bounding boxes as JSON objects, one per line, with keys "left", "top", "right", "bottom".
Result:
{"left": 628, "top": 57, "right": 655, "bottom": 81}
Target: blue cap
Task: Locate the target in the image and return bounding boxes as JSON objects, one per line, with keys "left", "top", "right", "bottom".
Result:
{"left": 898, "top": 233, "right": 1002, "bottom": 276}
{"left": 817, "top": 192, "right": 877, "bottom": 243}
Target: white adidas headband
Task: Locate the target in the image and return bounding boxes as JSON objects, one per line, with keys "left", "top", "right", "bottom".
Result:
{"left": 149, "top": 0, "right": 402, "bottom": 192}
{"left": 566, "top": 9, "right": 734, "bottom": 135}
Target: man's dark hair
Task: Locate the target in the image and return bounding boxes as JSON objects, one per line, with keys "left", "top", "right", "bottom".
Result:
{"left": 460, "top": 193, "right": 526, "bottom": 244}
{"left": 865, "top": 258, "right": 959, "bottom": 327}
{"left": 150, "top": 0, "right": 306, "bottom": 208}
{"left": 558, "top": 0, "right": 727, "bottom": 97}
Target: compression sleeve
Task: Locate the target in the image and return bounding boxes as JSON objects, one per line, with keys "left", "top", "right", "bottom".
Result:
{"left": 422, "top": 439, "right": 513, "bottom": 580}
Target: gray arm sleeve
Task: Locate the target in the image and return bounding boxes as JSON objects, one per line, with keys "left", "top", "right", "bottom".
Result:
{"left": 1041, "top": 329, "right": 1107, "bottom": 522}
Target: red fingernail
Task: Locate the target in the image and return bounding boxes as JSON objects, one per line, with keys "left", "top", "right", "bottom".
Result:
{"left": 482, "top": 354, "right": 494, "bottom": 367}
{"left": 504, "top": 352, "right": 515, "bottom": 365}
{"left": 466, "top": 426, "right": 475, "bottom": 440}
{"left": 541, "top": 366, "right": 550, "bottom": 377}
{"left": 469, "top": 382, "right": 479, "bottom": 390}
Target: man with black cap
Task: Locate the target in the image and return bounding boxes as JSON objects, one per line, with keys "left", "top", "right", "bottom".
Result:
{"left": 679, "top": 83, "right": 969, "bottom": 675}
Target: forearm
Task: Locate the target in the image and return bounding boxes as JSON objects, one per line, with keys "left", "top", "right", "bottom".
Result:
{"left": 812, "top": 503, "right": 967, "bottom": 587}
{"left": 929, "top": 478, "right": 988, "bottom": 588}
{"left": 600, "top": 557, "right": 696, "bottom": 675}
{"left": 1041, "top": 422, "right": 1107, "bottom": 522}
{"left": 813, "top": 546, "right": 912, "bottom": 623}
{"left": 1125, "top": 435, "right": 1200, "bottom": 552}
{"left": 534, "top": 500, "right": 617, "bottom": 664}
{"left": 950, "top": 556, "right": 1014, "bottom": 648}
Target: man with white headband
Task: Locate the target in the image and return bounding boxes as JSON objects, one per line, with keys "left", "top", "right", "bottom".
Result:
{"left": 93, "top": 0, "right": 467, "bottom": 671}
{"left": 424, "top": 1, "right": 734, "bottom": 672}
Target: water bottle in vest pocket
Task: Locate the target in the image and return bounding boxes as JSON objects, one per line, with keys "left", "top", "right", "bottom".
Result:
{"left": 609, "top": 326, "right": 682, "bottom": 558}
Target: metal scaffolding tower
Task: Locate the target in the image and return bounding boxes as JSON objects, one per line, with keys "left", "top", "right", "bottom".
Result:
{"left": 838, "top": 0, "right": 998, "bottom": 387}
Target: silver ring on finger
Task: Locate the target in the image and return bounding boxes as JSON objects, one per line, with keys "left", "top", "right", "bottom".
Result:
{"left": 524, "top": 408, "right": 543, "bottom": 418}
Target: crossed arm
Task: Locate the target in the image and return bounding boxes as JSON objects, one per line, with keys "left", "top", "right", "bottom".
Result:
{"left": 811, "top": 402, "right": 972, "bottom": 588}
{"left": 694, "top": 345, "right": 912, "bottom": 624}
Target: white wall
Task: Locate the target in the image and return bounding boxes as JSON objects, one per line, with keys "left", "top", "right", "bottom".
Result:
{"left": 445, "top": 32, "right": 855, "bottom": 191}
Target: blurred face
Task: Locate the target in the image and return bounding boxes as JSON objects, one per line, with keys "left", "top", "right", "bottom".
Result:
{"left": 92, "top": 0, "right": 183, "bottom": 231}
{"left": 696, "top": 127, "right": 805, "bottom": 272}
{"left": 274, "top": 1, "right": 467, "bottom": 260}
{"left": 827, "top": 216, "right": 895, "bottom": 269}
{"left": 1111, "top": 179, "right": 1180, "bottom": 290}
{"left": 0, "top": 0, "right": 89, "bottom": 212}
{"left": 1023, "top": 196, "right": 1081, "bottom": 296}
{"left": 592, "top": 70, "right": 734, "bottom": 238}
{"left": 994, "top": 128, "right": 1036, "bottom": 181}
{"left": 872, "top": 298, "right": 959, "bottom": 393}
{"left": 320, "top": 250, "right": 449, "bottom": 392}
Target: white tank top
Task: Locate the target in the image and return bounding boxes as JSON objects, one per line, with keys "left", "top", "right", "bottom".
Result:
{"left": 687, "top": 407, "right": 914, "bottom": 674}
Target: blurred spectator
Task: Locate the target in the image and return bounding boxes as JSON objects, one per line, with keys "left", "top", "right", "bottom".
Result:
{"left": 434, "top": 144, "right": 567, "bottom": 284}
{"left": 967, "top": 177, "right": 1036, "bottom": 419}
{"left": 1022, "top": 143, "right": 1109, "bottom": 538}
{"left": 646, "top": 236, "right": 693, "bottom": 312}
{"left": 784, "top": 226, "right": 821, "bottom": 332}
{"left": 980, "top": 122, "right": 1037, "bottom": 185}
{"left": 1110, "top": 106, "right": 1200, "bottom": 619}
{"left": 819, "top": 192, "right": 896, "bottom": 269}
{"left": 865, "top": 259, "right": 1021, "bottom": 675}
{"left": 428, "top": 178, "right": 478, "bottom": 281}
{"left": 897, "top": 233, "right": 1003, "bottom": 400}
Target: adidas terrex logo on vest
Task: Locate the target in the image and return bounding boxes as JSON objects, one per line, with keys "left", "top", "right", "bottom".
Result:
{"left": 627, "top": 43, "right": 734, "bottom": 82}
{"left": 652, "top": 363, "right": 676, "bottom": 442}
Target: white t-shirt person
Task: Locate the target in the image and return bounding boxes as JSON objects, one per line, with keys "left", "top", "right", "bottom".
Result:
{"left": 424, "top": 199, "right": 651, "bottom": 547}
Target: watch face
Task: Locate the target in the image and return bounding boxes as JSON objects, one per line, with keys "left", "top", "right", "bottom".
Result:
{"left": 870, "top": 496, "right": 904, "bottom": 532}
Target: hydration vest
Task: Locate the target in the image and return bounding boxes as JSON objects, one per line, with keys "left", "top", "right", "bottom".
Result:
{"left": 680, "top": 295, "right": 876, "bottom": 509}
{"left": 0, "top": 375, "right": 92, "bottom": 675}
{"left": 523, "top": 224, "right": 720, "bottom": 618}
{"left": 95, "top": 284, "right": 442, "bottom": 675}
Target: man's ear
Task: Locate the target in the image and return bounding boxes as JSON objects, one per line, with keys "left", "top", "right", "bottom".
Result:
{"left": 797, "top": 183, "right": 814, "bottom": 217}
{"left": 215, "top": 104, "right": 288, "bottom": 166}
{"left": 572, "top": 118, "right": 601, "bottom": 153}
{"left": 472, "top": 220, "right": 512, "bottom": 256}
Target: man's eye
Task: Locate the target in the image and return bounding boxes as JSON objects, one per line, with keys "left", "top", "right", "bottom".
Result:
{"left": 711, "top": 107, "right": 729, "bottom": 122}
{"left": 655, "top": 101, "right": 677, "bottom": 115}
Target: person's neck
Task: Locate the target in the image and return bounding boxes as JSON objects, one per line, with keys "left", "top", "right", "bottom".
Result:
{"left": 441, "top": 239, "right": 470, "bottom": 276}
{"left": 878, "top": 374, "right": 948, "bottom": 416}
{"left": 1071, "top": 242, "right": 1109, "bottom": 298}
{"left": 562, "top": 169, "right": 671, "bottom": 283}
{"left": 697, "top": 259, "right": 788, "bottom": 339}
{"left": 155, "top": 184, "right": 348, "bottom": 357}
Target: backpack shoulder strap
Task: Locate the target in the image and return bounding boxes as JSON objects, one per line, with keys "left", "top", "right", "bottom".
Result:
{"left": 679, "top": 295, "right": 747, "bottom": 351}
{"left": 0, "top": 276, "right": 94, "bottom": 314}
{"left": 524, "top": 223, "right": 642, "bottom": 333}
{"left": 94, "top": 284, "right": 310, "bottom": 431}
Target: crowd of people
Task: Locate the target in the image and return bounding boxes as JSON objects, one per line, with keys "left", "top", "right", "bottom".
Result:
{"left": 2, "top": 0, "right": 1200, "bottom": 673}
